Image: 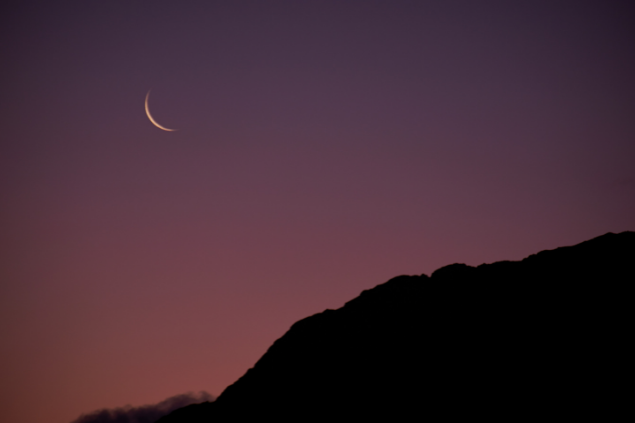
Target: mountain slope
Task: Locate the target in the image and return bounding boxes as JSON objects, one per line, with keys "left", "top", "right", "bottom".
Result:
{"left": 158, "top": 231, "right": 634, "bottom": 421}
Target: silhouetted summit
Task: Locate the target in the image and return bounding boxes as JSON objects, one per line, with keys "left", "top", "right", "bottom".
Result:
{"left": 158, "top": 232, "right": 634, "bottom": 421}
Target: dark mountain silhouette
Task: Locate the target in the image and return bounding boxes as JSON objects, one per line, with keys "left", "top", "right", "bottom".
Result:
{"left": 157, "top": 232, "right": 634, "bottom": 422}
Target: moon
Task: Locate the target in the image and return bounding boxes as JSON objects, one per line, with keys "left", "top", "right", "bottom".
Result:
{"left": 145, "top": 90, "right": 177, "bottom": 131}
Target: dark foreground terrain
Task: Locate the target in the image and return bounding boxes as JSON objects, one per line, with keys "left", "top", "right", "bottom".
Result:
{"left": 158, "top": 232, "right": 634, "bottom": 421}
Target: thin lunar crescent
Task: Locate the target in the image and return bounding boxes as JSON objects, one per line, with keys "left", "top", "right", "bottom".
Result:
{"left": 145, "top": 90, "right": 177, "bottom": 132}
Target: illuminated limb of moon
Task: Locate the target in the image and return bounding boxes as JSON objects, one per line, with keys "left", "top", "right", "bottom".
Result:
{"left": 145, "top": 90, "right": 177, "bottom": 131}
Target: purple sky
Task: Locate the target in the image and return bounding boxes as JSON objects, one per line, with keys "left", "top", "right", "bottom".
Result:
{"left": 1, "top": 1, "right": 634, "bottom": 422}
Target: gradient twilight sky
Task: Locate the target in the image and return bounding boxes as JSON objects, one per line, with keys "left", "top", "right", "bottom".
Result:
{"left": 1, "top": 1, "right": 634, "bottom": 422}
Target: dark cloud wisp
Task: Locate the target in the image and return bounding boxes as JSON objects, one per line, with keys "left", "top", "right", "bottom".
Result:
{"left": 70, "top": 391, "right": 214, "bottom": 423}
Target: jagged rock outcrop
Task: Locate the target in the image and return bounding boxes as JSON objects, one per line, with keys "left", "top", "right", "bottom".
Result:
{"left": 158, "top": 232, "right": 634, "bottom": 421}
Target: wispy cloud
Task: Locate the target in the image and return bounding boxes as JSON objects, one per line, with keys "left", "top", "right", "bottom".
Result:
{"left": 70, "top": 391, "right": 214, "bottom": 423}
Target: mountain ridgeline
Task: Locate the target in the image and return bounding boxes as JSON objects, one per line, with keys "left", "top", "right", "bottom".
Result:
{"left": 158, "top": 232, "right": 634, "bottom": 421}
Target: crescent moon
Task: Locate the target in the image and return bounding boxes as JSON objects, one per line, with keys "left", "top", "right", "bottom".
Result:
{"left": 145, "top": 90, "right": 177, "bottom": 132}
